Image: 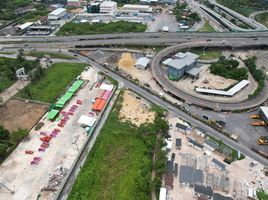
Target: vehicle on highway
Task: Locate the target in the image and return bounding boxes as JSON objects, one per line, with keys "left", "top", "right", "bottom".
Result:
{"left": 207, "top": 39, "right": 212, "bottom": 41}
{"left": 74, "top": 54, "right": 78, "bottom": 57}
{"left": 169, "top": 124, "right": 173, "bottom": 129}
{"left": 187, "top": 37, "right": 191, "bottom": 40}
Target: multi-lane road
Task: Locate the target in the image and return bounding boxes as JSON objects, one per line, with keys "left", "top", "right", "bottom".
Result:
{"left": 151, "top": 41, "right": 268, "bottom": 111}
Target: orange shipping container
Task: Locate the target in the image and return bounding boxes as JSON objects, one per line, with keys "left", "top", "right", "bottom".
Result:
{"left": 97, "top": 99, "right": 106, "bottom": 111}
{"left": 92, "top": 98, "right": 101, "bottom": 111}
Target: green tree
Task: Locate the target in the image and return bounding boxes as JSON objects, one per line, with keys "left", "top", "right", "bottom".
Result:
{"left": 0, "top": 126, "right": 9, "bottom": 140}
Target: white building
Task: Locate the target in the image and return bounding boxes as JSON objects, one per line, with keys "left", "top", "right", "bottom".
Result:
{"left": 16, "top": 22, "right": 34, "bottom": 31}
{"left": 121, "top": 4, "right": 152, "bottom": 13}
{"left": 48, "top": 8, "right": 67, "bottom": 20}
{"left": 135, "top": 57, "right": 150, "bottom": 70}
{"left": 100, "top": 1, "right": 117, "bottom": 14}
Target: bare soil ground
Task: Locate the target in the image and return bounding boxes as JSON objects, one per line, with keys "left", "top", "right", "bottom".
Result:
{"left": 0, "top": 99, "right": 49, "bottom": 132}
{"left": 119, "top": 91, "right": 155, "bottom": 127}
{"left": 118, "top": 53, "right": 136, "bottom": 69}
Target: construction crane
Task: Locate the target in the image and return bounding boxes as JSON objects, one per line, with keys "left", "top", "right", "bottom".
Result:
{"left": 250, "top": 114, "right": 260, "bottom": 119}
{"left": 251, "top": 121, "right": 266, "bottom": 126}
{"left": 257, "top": 136, "right": 268, "bottom": 145}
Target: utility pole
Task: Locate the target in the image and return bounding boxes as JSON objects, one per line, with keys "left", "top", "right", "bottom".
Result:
{"left": 0, "top": 183, "right": 15, "bottom": 194}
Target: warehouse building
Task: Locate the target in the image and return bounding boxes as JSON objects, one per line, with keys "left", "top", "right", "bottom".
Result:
{"left": 135, "top": 57, "right": 150, "bottom": 70}
{"left": 121, "top": 4, "right": 153, "bottom": 13}
{"left": 259, "top": 107, "right": 268, "bottom": 125}
{"left": 100, "top": 1, "right": 117, "bottom": 14}
{"left": 48, "top": 8, "right": 67, "bottom": 20}
{"left": 167, "top": 52, "right": 199, "bottom": 80}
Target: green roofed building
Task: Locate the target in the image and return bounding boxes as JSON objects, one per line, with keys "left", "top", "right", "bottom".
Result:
{"left": 47, "top": 109, "right": 60, "bottom": 120}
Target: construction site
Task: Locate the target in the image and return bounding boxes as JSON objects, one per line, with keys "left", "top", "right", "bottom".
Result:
{"left": 0, "top": 67, "right": 116, "bottom": 200}
{"left": 161, "top": 117, "right": 268, "bottom": 200}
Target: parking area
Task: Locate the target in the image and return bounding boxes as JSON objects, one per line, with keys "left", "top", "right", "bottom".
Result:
{"left": 0, "top": 67, "right": 115, "bottom": 200}
{"left": 184, "top": 105, "right": 268, "bottom": 152}
{"left": 164, "top": 116, "right": 268, "bottom": 200}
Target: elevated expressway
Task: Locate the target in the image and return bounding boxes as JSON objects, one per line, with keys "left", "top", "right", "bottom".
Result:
{"left": 1, "top": 31, "right": 268, "bottom": 49}
{"left": 211, "top": 1, "right": 267, "bottom": 31}
{"left": 151, "top": 41, "right": 268, "bottom": 111}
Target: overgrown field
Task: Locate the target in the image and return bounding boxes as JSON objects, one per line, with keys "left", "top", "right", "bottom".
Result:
{"left": 17, "top": 62, "right": 86, "bottom": 103}
{"left": 56, "top": 21, "right": 147, "bottom": 36}
{"left": 68, "top": 92, "right": 168, "bottom": 200}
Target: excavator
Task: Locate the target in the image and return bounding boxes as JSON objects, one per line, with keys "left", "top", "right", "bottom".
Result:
{"left": 257, "top": 136, "right": 268, "bottom": 145}
{"left": 251, "top": 121, "right": 266, "bottom": 126}
{"left": 250, "top": 114, "right": 260, "bottom": 119}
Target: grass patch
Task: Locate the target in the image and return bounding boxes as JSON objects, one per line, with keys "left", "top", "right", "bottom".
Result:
{"left": 56, "top": 21, "right": 147, "bottom": 36}
{"left": 257, "top": 189, "right": 268, "bottom": 200}
{"left": 191, "top": 49, "right": 222, "bottom": 60}
{"left": 16, "top": 62, "right": 86, "bottom": 103}
{"left": 198, "top": 20, "right": 216, "bottom": 32}
{"left": 25, "top": 51, "right": 74, "bottom": 60}
{"left": 255, "top": 12, "right": 268, "bottom": 28}
{"left": 68, "top": 91, "right": 168, "bottom": 200}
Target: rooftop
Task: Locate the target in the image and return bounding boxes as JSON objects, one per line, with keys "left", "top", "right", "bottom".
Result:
{"left": 176, "top": 138, "right": 182, "bottom": 147}
{"left": 194, "top": 184, "right": 213, "bottom": 197}
{"left": 186, "top": 67, "right": 201, "bottom": 77}
{"left": 162, "top": 58, "right": 173, "bottom": 65}
{"left": 100, "top": 1, "right": 117, "bottom": 6}
{"left": 168, "top": 52, "right": 198, "bottom": 70}
{"left": 195, "top": 80, "right": 250, "bottom": 96}
{"left": 213, "top": 193, "right": 233, "bottom": 200}
{"left": 135, "top": 57, "right": 150, "bottom": 67}
{"left": 204, "top": 139, "right": 219, "bottom": 150}
{"left": 49, "top": 8, "right": 66, "bottom": 16}
{"left": 179, "top": 165, "right": 203, "bottom": 185}
{"left": 212, "top": 158, "right": 226, "bottom": 171}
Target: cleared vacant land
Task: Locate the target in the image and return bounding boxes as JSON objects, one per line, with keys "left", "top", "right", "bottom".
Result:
{"left": 0, "top": 98, "right": 48, "bottom": 132}
{"left": 68, "top": 91, "right": 168, "bottom": 200}
{"left": 255, "top": 12, "right": 268, "bottom": 28}
{"left": 56, "top": 21, "right": 147, "bottom": 36}
{"left": 25, "top": 51, "right": 74, "bottom": 60}
{"left": 17, "top": 62, "right": 86, "bottom": 103}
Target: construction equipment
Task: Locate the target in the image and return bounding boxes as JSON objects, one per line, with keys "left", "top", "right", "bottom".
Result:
{"left": 251, "top": 121, "right": 265, "bottom": 126}
{"left": 257, "top": 136, "right": 268, "bottom": 145}
{"left": 250, "top": 114, "right": 260, "bottom": 119}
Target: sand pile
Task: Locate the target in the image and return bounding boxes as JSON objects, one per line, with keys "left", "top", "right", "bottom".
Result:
{"left": 118, "top": 53, "right": 135, "bottom": 69}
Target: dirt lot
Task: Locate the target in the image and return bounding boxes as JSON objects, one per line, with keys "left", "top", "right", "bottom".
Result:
{"left": 118, "top": 53, "right": 136, "bottom": 69}
{"left": 0, "top": 98, "right": 49, "bottom": 132}
{"left": 119, "top": 91, "right": 155, "bottom": 127}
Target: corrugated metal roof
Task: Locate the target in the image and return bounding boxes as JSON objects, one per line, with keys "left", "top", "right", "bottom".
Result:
{"left": 212, "top": 158, "right": 226, "bottom": 170}
{"left": 168, "top": 52, "right": 198, "bottom": 70}
{"left": 213, "top": 193, "right": 233, "bottom": 200}
{"left": 179, "top": 166, "right": 203, "bottom": 185}
{"left": 135, "top": 57, "right": 150, "bottom": 67}
{"left": 194, "top": 184, "right": 213, "bottom": 197}
{"left": 49, "top": 8, "right": 66, "bottom": 16}
{"left": 195, "top": 80, "right": 249, "bottom": 96}
{"left": 186, "top": 67, "right": 201, "bottom": 77}
{"left": 162, "top": 58, "right": 173, "bottom": 65}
